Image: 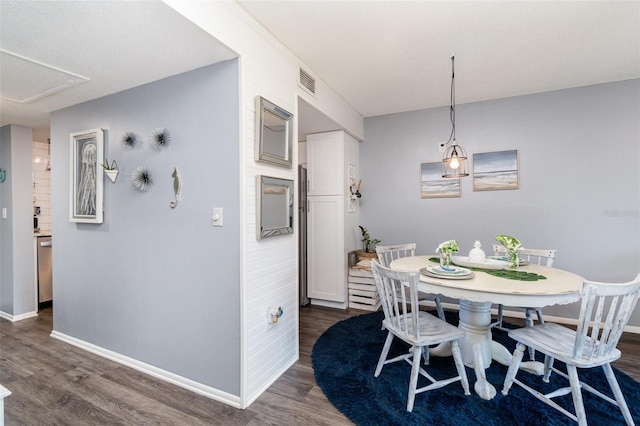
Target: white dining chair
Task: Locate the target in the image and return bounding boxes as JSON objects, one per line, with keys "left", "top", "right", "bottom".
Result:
{"left": 371, "top": 260, "right": 470, "bottom": 412}
{"left": 491, "top": 244, "right": 557, "bottom": 328}
{"left": 502, "top": 274, "right": 640, "bottom": 426}
{"left": 376, "top": 243, "right": 446, "bottom": 321}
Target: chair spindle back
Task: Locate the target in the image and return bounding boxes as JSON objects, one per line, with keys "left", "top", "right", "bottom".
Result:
{"left": 573, "top": 274, "right": 640, "bottom": 360}
{"left": 376, "top": 243, "right": 417, "bottom": 267}
{"left": 371, "top": 260, "right": 421, "bottom": 339}
{"left": 492, "top": 244, "right": 556, "bottom": 267}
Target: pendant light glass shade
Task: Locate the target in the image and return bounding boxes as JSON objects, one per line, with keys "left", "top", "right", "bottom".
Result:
{"left": 440, "top": 55, "right": 469, "bottom": 178}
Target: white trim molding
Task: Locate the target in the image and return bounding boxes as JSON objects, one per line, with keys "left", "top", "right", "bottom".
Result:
{"left": 50, "top": 330, "right": 241, "bottom": 408}
{"left": 0, "top": 310, "right": 38, "bottom": 322}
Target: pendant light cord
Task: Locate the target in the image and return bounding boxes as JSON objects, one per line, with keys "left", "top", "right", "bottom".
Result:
{"left": 449, "top": 55, "right": 456, "bottom": 144}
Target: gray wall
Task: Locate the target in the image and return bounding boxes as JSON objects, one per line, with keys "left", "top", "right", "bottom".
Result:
{"left": 50, "top": 61, "right": 241, "bottom": 394}
{"left": 0, "top": 125, "right": 36, "bottom": 317}
{"left": 361, "top": 80, "right": 640, "bottom": 325}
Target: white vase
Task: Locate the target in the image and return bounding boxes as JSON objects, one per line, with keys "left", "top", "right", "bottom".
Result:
{"left": 468, "top": 240, "right": 486, "bottom": 263}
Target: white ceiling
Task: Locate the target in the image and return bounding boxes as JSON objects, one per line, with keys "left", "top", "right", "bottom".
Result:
{"left": 1, "top": 1, "right": 638, "bottom": 143}
{"left": 0, "top": 1, "right": 236, "bottom": 141}
{"left": 239, "top": 0, "right": 640, "bottom": 117}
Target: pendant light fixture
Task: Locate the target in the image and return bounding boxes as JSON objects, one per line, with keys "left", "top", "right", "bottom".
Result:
{"left": 440, "top": 55, "right": 469, "bottom": 178}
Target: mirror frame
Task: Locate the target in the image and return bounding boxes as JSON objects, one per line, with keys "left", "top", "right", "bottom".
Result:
{"left": 255, "top": 96, "right": 294, "bottom": 169}
{"left": 256, "top": 175, "right": 294, "bottom": 239}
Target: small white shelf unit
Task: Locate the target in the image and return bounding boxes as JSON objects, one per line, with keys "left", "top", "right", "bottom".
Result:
{"left": 347, "top": 251, "right": 381, "bottom": 311}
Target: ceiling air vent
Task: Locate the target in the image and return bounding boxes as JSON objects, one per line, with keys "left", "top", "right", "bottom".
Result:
{"left": 298, "top": 68, "right": 316, "bottom": 95}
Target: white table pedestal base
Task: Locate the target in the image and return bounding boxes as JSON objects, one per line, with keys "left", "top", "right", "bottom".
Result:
{"left": 428, "top": 300, "right": 545, "bottom": 400}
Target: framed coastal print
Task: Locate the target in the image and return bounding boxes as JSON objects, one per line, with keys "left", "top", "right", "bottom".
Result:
{"left": 473, "top": 150, "right": 519, "bottom": 191}
{"left": 420, "top": 162, "right": 461, "bottom": 198}
{"left": 70, "top": 128, "right": 104, "bottom": 223}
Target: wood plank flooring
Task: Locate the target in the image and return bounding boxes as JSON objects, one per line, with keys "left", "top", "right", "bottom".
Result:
{"left": 1, "top": 306, "right": 639, "bottom": 425}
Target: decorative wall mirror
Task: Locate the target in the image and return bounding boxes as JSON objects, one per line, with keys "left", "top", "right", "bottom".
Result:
{"left": 255, "top": 96, "right": 293, "bottom": 168}
{"left": 257, "top": 175, "right": 294, "bottom": 239}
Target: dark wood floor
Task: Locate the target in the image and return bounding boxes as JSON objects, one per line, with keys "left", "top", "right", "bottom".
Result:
{"left": 1, "top": 306, "right": 639, "bottom": 425}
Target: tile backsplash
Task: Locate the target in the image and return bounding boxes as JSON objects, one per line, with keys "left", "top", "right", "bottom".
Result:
{"left": 33, "top": 141, "right": 52, "bottom": 233}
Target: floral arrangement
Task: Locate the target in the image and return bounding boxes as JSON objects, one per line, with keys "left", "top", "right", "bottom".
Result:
{"left": 436, "top": 239, "right": 459, "bottom": 254}
{"left": 495, "top": 235, "right": 522, "bottom": 268}
{"left": 436, "top": 239, "right": 459, "bottom": 266}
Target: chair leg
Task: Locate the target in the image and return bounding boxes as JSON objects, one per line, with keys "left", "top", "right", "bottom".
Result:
{"left": 602, "top": 363, "right": 634, "bottom": 425}
{"left": 435, "top": 296, "right": 445, "bottom": 321}
{"left": 422, "top": 345, "right": 430, "bottom": 365}
{"left": 374, "top": 332, "right": 394, "bottom": 377}
{"left": 451, "top": 340, "right": 470, "bottom": 395}
{"left": 497, "top": 304, "right": 504, "bottom": 328}
{"left": 543, "top": 355, "right": 554, "bottom": 383}
{"left": 407, "top": 346, "right": 422, "bottom": 412}
{"left": 525, "top": 309, "right": 536, "bottom": 360}
{"left": 502, "top": 342, "right": 526, "bottom": 396}
{"left": 536, "top": 308, "right": 544, "bottom": 324}
{"left": 567, "top": 365, "right": 587, "bottom": 426}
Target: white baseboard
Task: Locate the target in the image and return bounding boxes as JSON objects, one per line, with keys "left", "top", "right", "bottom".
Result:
{"left": 310, "top": 299, "right": 348, "bottom": 309}
{"left": 433, "top": 301, "right": 640, "bottom": 335}
{"left": 50, "top": 330, "right": 241, "bottom": 408}
{"left": 0, "top": 310, "right": 38, "bottom": 322}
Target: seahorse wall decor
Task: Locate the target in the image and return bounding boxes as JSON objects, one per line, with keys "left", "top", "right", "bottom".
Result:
{"left": 170, "top": 167, "right": 181, "bottom": 208}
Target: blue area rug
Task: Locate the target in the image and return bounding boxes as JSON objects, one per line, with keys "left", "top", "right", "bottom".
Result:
{"left": 312, "top": 311, "right": 640, "bottom": 426}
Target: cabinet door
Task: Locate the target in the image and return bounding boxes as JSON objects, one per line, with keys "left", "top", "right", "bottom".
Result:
{"left": 307, "top": 196, "right": 345, "bottom": 302}
{"left": 307, "top": 131, "right": 344, "bottom": 196}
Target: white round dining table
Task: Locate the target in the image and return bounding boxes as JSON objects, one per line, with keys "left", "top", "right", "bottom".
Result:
{"left": 390, "top": 255, "right": 584, "bottom": 400}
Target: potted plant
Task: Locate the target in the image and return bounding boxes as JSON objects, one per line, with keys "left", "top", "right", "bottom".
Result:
{"left": 357, "top": 226, "right": 381, "bottom": 261}
{"left": 101, "top": 159, "right": 119, "bottom": 183}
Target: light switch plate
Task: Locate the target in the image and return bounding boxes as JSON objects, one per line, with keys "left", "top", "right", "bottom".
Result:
{"left": 212, "top": 208, "right": 223, "bottom": 227}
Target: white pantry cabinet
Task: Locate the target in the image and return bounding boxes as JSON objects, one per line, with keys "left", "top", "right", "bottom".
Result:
{"left": 306, "top": 131, "right": 359, "bottom": 305}
{"left": 307, "top": 131, "right": 345, "bottom": 196}
{"left": 307, "top": 195, "right": 345, "bottom": 302}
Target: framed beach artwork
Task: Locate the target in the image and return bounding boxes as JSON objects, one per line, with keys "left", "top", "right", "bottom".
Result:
{"left": 473, "top": 149, "right": 519, "bottom": 191}
{"left": 420, "top": 162, "right": 461, "bottom": 198}
{"left": 69, "top": 128, "right": 104, "bottom": 223}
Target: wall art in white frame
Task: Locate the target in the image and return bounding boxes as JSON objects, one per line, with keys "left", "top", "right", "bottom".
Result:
{"left": 420, "top": 162, "right": 461, "bottom": 198}
{"left": 69, "top": 128, "right": 104, "bottom": 223}
{"left": 473, "top": 149, "right": 519, "bottom": 191}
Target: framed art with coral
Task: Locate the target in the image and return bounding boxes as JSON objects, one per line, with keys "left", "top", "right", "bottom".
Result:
{"left": 69, "top": 128, "right": 104, "bottom": 223}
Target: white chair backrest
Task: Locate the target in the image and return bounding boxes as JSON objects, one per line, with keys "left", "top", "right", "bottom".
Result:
{"left": 371, "top": 260, "right": 421, "bottom": 339}
{"left": 574, "top": 274, "right": 640, "bottom": 360}
{"left": 375, "top": 243, "right": 417, "bottom": 267}
{"left": 492, "top": 244, "right": 556, "bottom": 267}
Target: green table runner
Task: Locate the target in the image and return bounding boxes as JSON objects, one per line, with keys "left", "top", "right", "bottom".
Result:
{"left": 427, "top": 257, "right": 546, "bottom": 281}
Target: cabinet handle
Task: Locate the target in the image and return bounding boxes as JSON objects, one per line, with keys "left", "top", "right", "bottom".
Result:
{"left": 307, "top": 200, "right": 310, "bottom": 212}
